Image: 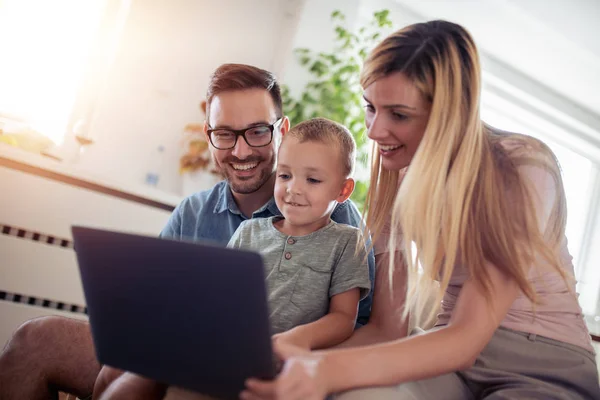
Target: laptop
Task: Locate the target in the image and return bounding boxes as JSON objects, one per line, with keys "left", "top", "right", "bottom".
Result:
{"left": 71, "top": 226, "right": 277, "bottom": 400}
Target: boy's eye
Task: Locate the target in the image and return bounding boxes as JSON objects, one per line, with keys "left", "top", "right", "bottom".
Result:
{"left": 307, "top": 178, "right": 321, "bottom": 184}
{"left": 364, "top": 104, "right": 375, "bottom": 113}
{"left": 278, "top": 173, "right": 290, "bottom": 180}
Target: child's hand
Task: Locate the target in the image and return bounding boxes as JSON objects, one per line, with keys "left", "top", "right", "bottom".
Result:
{"left": 272, "top": 330, "right": 311, "bottom": 350}
{"left": 242, "top": 342, "right": 327, "bottom": 400}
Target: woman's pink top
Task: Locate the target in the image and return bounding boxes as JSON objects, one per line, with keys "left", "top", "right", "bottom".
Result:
{"left": 375, "top": 164, "right": 594, "bottom": 353}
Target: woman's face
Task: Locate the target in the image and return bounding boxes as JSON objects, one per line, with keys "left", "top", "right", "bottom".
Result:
{"left": 363, "top": 71, "right": 431, "bottom": 171}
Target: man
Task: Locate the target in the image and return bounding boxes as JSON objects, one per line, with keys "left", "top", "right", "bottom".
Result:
{"left": 0, "top": 63, "right": 374, "bottom": 400}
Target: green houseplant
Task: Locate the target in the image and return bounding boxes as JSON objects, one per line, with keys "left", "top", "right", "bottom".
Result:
{"left": 282, "top": 9, "right": 392, "bottom": 211}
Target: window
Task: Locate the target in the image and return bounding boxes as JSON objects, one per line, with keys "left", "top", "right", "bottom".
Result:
{"left": 0, "top": 0, "right": 111, "bottom": 144}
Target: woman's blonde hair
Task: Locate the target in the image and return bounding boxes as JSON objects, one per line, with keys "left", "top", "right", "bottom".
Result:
{"left": 361, "top": 20, "right": 571, "bottom": 326}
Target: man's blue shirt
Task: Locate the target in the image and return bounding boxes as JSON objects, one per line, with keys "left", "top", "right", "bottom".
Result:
{"left": 160, "top": 180, "right": 375, "bottom": 325}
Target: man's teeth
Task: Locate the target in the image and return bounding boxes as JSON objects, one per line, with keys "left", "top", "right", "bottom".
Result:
{"left": 231, "top": 162, "right": 258, "bottom": 170}
{"left": 380, "top": 144, "right": 402, "bottom": 151}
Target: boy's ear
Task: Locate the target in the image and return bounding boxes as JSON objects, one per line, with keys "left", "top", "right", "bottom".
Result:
{"left": 336, "top": 178, "right": 355, "bottom": 203}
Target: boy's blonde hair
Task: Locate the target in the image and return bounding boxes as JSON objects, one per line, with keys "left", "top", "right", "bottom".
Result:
{"left": 285, "top": 118, "right": 356, "bottom": 177}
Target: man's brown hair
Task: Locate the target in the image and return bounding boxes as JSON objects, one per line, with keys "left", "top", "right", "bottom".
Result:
{"left": 286, "top": 117, "right": 356, "bottom": 177}
{"left": 205, "top": 63, "right": 282, "bottom": 120}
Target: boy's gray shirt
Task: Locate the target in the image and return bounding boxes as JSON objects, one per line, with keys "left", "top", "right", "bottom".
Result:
{"left": 228, "top": 216, "right": 371, "bottom": 334}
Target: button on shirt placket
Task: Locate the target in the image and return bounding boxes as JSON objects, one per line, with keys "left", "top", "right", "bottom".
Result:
{"left": 283, "top": 237, "right": 295, "bottom": 264}
{"left": 283, "top": 238, "right": 296, "bottom": 260}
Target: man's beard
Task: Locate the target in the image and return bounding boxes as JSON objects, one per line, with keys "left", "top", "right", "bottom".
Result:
{"left": 216, "top": 154, "right": 275, "bottom": 194}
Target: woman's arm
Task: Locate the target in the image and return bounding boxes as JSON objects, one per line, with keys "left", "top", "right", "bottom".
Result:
{"left": 336, "top": 251, "right": 409, "bottom": 348}
{"left": 319, "top": 260, "right": 519, "bottom": 393}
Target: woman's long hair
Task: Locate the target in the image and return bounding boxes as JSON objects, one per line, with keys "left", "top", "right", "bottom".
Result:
{"left": 361, "top": 20, "right": 570, "bottom": 327}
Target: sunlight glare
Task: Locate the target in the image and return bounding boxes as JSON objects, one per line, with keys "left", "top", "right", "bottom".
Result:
{"left": 0, "top": 0, "right": 107, "bottom": 143}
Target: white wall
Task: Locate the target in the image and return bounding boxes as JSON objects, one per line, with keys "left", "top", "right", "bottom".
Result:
{"left": 389, "top": 0, "right": 600, "bottom": 116}
{"left": 508, "top": 0, "right": 600, "bottom": 57}
{"left": 76, "top": 0, "right": 305, "bottom": 196}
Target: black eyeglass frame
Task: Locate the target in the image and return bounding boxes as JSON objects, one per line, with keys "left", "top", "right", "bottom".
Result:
{"left": 206, "top": 117, "right": 283, "bottom": 150}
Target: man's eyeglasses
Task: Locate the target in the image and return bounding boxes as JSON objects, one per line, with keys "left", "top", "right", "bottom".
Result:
{"left": 207, "top": 118, "right": 283, "bottom": 150}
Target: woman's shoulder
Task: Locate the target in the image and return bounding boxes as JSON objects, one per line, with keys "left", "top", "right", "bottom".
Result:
{"left": 487, "top": 127, "right": 563, "bottom": 223}
{"left": 487, "top": 127, "right": 561, "bottom": 189}
{"left": 487, "top": 126, "right": 556, "bottom": 165}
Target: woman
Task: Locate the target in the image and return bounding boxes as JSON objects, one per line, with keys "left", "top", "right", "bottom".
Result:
{"left": 241, "top": 20, "right": 600, "bottom": 400}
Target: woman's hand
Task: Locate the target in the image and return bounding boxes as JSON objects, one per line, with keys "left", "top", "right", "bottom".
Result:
{"left": 240, "top": 342, "right": 328, "bottom": 400}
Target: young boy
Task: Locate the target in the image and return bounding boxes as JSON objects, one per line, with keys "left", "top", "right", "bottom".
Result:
{"left": 228, "top": 117, "right": 371, "bottom": 350}
{"left": 92, "top": 118, "right": 371, "bottom": 399}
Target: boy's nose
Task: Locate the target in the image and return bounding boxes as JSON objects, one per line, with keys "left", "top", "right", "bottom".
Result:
{"left": 286, "top": 182, "right": 302, "bottom": 195}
